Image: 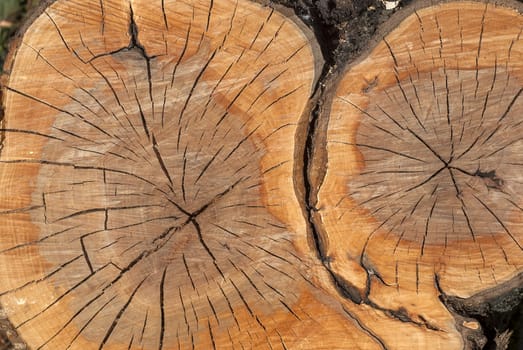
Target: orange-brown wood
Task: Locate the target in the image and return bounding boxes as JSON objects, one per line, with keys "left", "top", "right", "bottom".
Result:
{"left": 1, "top": 0, "right": 522, "bottom": 349}
{"left": 0, "top": 0, "right": 416, "bottom": 349}
{"left": 313, "top": 1, "right": 523, "bottom": 348}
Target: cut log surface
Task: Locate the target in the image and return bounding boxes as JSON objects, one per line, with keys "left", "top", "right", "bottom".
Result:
{"left": 0, "top": 0, "right": 360, "bottom": 348}
{"left": 313, "top": 0, "right": 523, "bottom": 348}
{"left": 1, "top": 0, "right": 522, "bottom": 349}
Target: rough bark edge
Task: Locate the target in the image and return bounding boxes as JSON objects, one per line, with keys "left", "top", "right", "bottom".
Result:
{"left": 1, "top": 0, "right": 522, "bottom": 349}
{"left": 261, "top": 0, "right": 329, "bottom": 260}
{"left": 0, "top": 2, "right": 58, "bottom": 348}
{"left": 0, "top": 0, "right": 55, "bottom": 85}
{"left": 0, "top": 0, "right": 55, "bottom": 145}
{"left": 439, "top": 273, "right": 523, "bottom": 350}
{"left": 0, "top": 1, "right": 324, "bottom": 349}
{"left": 309, "top": 1, "right": 523, "bottom": 349}
{"left": 349, "top": 0, "right": 523, "bottom": 72}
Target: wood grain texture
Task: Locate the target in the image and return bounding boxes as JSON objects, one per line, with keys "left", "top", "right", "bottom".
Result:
{"left": 313, "top": 0, "right": 523, "bottom": 348}
{"left": 0, "top": 0, "right": 380, "bottom": 349}
{"left": 1, "top": 0, "right": 522, "bottom": 349}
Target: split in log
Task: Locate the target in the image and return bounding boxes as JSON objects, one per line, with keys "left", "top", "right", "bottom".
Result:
{"left": 0, "top": 0, "right": 342, "bottom": 348}
{"left": 311, "top": 0, "right": 523, "bottom": 348}
{"left": 0, "top": 0, "right": 522, "bottom": 349}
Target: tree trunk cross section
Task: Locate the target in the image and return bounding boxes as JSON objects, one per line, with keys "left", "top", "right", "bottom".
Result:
{"left": 0, "top": 0, "right": 522, "bottom": 349}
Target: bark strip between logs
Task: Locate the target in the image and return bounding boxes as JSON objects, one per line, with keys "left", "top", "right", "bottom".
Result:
{"left": 0, "top": 0, "right": 522, "bottom": 349}
{"left": 0, "top": 0, "right": 353, "bottom": 348}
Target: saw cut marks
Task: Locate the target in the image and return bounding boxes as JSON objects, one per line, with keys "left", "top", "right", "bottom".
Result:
{"left": 315, "top": 0, "right": 523, "bottom": 338}
{"left": 0, "top": 0, "right": 378, "bottom": 349}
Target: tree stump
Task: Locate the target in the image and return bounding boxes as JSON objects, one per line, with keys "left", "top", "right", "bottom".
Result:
{"left": 311, "top": 0, "right": 523, "bottom": 348}
{"left": 0, "top": 0, "right": 522, "bottom": 349}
